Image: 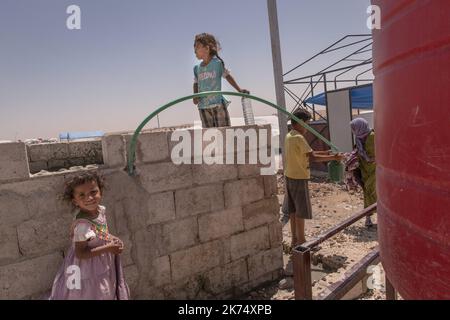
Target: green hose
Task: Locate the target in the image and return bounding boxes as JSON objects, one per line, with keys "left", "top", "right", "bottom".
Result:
{"left": 127, "top": 91, "right": 339, "bottom": 176}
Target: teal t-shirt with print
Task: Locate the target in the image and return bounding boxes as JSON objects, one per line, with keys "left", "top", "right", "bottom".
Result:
{"left": 194, "top": 57, "right": 230, "bottom": 109}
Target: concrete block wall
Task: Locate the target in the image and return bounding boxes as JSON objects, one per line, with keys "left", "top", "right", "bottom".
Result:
{"left": 0, "top": 125, "right": 282, "bottom": 299}
{"left": 0, "top": 142, "right": 30, "bottom": 182}
{"left": 26, "top": 140, "right": 103, "bottom": 174}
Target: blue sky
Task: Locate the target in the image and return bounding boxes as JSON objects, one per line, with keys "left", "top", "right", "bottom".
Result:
{"left": 0, "top": 0, "right": 371, "bottom": 140}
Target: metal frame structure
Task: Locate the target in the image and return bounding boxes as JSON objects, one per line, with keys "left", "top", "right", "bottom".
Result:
{"left": 283, "top": 34, "right": 374, "bottom": 123}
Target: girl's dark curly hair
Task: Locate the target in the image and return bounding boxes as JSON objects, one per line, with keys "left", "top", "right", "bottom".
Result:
{"left": 194, "top": 33, "right": 226, "bottom": 68}
{"left": 63, "top": 171, "right": 105, "bottom": 203}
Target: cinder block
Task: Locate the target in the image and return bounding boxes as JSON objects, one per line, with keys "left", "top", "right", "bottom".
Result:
{"left": 162, "top": 274, "right": 204, "bottom": 300}
{"left": 134, "top": 283, "right": 166, "bottom": 300}
{"left": 17, "top": 215, "right": 72, "bottom": 257}
{"left": 230, "top": 226, "right": 270, "bottom": 260}
{"left": 110, "top": 202, "right": 131, "bottom": 235}
{"left": 90, "top": 141, "right": 104, "bottom": 164}
{"left": 268, "top": 222, "right": 283, "bottom": 248}
{"left": 132, "top": 228, "right": 163, "bottom": 267}
{"left": 168, "top": 126, "right": 270, "bottom": 166}
{"left": 237, "top": 163, "right": 262, "bottom": 179}
{"left": 0, "top": 252, "right": 63, "bottom": 299}
{"left": 101, "top": 134, "right": 126, "bottom": 168}
{"left": 258, "top": 124, "right": 272, "bottom": 148}
{"left": 27, "top": 143, "right": 69, "bottom": 162}
{"left": 201, "top": 128, "right": 230, "bottom": 163}
{"left": 101, "top": 173, "right": 150, "bottom": 233}
{"left": 242, "top": 196, "right": 279, "bottom": 230}
{"left": 149, "top": 255, "right": 171, "bottom": 287}
{"left": 146, "top": 191, "right": 176, "bottom": 225}
{"left": 192, "top": 164, "right": 238, "bottom": 185}
{"left": 225, "top": 149, "right": 261, "bottom": 166}
{"left": 68, "top": 140, "right": 102, "bottom": 159}
{"left": 169, "top": 127, "right": 266, "bottom": 165}
{"left": 47, "top": 159, "right": 66, "bottom": 171}
{"left": 247, "top": 246, "right": 284, "bottom": 280}
{"left": 120, "top": 191, "right": 176, "bottom": 231}
{"left": 175, "top": 184, "right": 224, "bottom": 218}
{"left": 65, "top": 157, "right": 85, "bottom": 167}
{"left": 253, "top": 124, "right": 271, "bottom": 153}
{"left": 263, "top": 175, "right": 278, "bottom": 197}
{"left": 100, "top": 170, "right": 137, "bottom": 201}
{"left": 221, "top": 125, "right": 259, "bottom": 153}
{"left": 168, "top": 128, "right": 203, "bottom": 164}
{"left": 137, "top": 162, "right": 193, "bottom": 194}
{"left": 0, "top": 190, "right": 31, "bottom": 227}
{"left": 20, "top": 177, "right": 71, "bottom": 220}
{"left": 123, "top": 264, "right": 139, "bottom": 295}
{"left": 29, "top": 161, "right": 48, "bottom": 174}
{"left": 198, "top": 207, "right": 244, "bottom": 242}
{"left": 204, "top": 259, "right": 248, "bottom": 294}
{"left": 224, "top": 177, "right": 265, "bottom": 209}
{"left": 161, "top": 217, "right": 198, "bottom": 254}
{"left": 229, "top": 124, "right": 271, "bottom": 152}
{"left": 125, "top": 131, "right": 170, "bottom": 164}
{"left": 220, "top": 238, "right": 232, "bottom": 264}
{"left": 0, "top": 142, "right": 30, "bottom": 181}
{"left": 170, "top": 240, "right": 224, "bottom": 281}
{"left": 0, "top": 226, "right": 20, "bottom": 264}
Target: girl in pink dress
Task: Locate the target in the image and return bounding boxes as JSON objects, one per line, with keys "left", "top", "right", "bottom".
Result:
{"left": 49, "top": 172, "right": 130, "bottom": 300}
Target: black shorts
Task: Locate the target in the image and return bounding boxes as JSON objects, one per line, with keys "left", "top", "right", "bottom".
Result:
{"left": 282, "top": 177, "right": 313, "bottom": 219}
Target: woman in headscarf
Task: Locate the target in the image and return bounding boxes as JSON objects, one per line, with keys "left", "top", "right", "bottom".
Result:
{"left": 350, "top": 118, "right": 376, "bottom": 227}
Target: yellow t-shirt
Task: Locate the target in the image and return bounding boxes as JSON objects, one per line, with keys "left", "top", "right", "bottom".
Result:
{"left": 284, "top": 129, "right": 313, "bottom": 179}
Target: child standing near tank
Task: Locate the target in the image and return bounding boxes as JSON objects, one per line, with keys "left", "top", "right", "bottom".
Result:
{"left": 193, "top": 33, "right": 249, "bottom": 128}
{"left": 283, "top": 109, "right": 344, "bottom": 246}
{"left": 49, "top": 172, "right": 130, "bottom": 300}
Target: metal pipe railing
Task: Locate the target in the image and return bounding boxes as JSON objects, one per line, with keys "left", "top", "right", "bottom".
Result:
{"left": 299, "top": 203, "right": 377, "bottom": 251}
{"left": 293, "top": 203, "right": 381, "bottom": 300}
{"left": 320, "top": 248, "right": 380, "bottom": 300}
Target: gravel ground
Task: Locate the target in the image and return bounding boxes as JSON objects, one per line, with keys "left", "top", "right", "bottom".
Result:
{"left": 243, "top": 173, "right": 390, "bottom": 300}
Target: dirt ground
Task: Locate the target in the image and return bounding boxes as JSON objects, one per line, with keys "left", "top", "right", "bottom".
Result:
{"left": 244, "top": 173, "right": 389, "bottom": 300}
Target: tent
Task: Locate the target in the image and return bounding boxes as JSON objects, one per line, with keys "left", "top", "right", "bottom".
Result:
{"left": 305, "top": 84, "right": 373, "bottom": 109}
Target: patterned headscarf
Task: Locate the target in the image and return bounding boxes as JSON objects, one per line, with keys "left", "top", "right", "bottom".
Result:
{"left": 350, "top": 118, "right": 373, "bottom": 162}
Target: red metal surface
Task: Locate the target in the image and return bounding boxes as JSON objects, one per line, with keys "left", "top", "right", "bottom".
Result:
{"left": 372, "top": 0, "right": 450, "bottom": 299}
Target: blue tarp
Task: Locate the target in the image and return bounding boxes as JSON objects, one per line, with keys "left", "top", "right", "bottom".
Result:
{"left": 305, "top": 84, "right": 373, "bottom": 109}
{"left": 59, "top": 131, "right": 104, "bottom": 141}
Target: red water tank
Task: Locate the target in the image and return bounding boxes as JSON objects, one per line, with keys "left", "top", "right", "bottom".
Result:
{"left": 372, "top": 0, "right": 450, "bottom": 299}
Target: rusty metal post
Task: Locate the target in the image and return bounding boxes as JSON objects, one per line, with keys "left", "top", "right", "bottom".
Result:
{"left": 293, "top": 247, "right": 312, "bottom": 300}
{"left": 385, "top": 275, "right": 397, "bottom": 300}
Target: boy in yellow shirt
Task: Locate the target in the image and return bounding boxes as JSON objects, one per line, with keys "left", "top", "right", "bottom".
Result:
{"left": 283, "top": 109, "right": 343, "bottom": 246}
